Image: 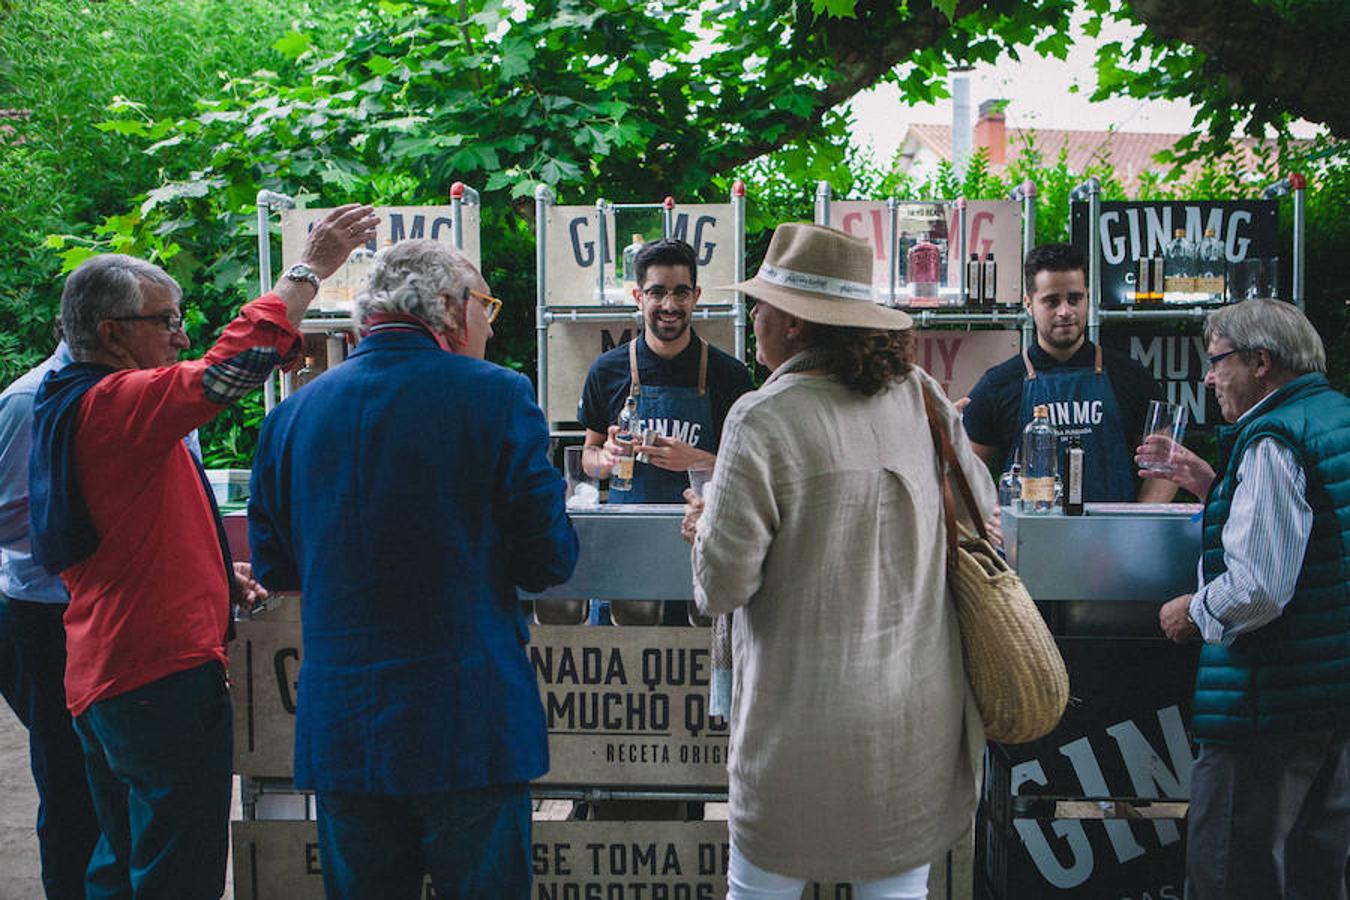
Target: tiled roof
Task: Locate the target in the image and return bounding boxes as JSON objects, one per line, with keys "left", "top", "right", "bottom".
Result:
{"left": 899, "top": 123, "right": 1292, "bottom": 194}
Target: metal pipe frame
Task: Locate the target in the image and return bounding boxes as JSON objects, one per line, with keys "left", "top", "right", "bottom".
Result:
{"left": 594, "top": 198, "right": 613, "bottom": 305}
{"left": 1070, "top": 178, "right": 1102, "bottom": 344}
{"left": 957, "top": 198, "right": 969, "bottom": 305}
{"left": 815, "top": 180, "right": 832, "bottom": 226}
{"left": 1097, "top": 307, "right": 1209, "bottom": 322}
{"left": 1292, "top": 173, "right": 1307, "bottom": 310}
{"left": 731, "top": 181, "right": 747, "bottom": 363}
{"left": 541, "top": 308, "right": 737, "bottom": 325}
{"left": 255, "top": 190, "right": 295, "bottom": 413}
{"left": 907, "top": 309, "right": 1029, "bottom": 328}
{"left": 535, "top": 184, "right": 554, "bottom": 413}
{"left": 1011, "top": 181, "right": 1038, "bottom": 351}
{"left": 886, "top": 197, "right": 899, "bottom": 306}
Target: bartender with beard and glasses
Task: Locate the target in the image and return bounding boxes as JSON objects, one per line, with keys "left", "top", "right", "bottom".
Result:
{"left": 961, "top": 243, "right": 1178, "bottom": 503}
{"left": 580, "top": 238, "right": 753, "bottom": 503}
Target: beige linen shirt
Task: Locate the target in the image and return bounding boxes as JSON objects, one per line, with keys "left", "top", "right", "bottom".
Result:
{"left": 692, "top": 363, "right": 996, "bottom": 882}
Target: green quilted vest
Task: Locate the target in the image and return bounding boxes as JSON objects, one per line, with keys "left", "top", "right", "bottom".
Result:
{"left": 1193, "top": 373, "right": 1350, "bottom": 743}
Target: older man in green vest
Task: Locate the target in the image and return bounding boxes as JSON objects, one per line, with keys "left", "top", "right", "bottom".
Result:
{"left": 1137, "top": 298, "right": 1350, "bottom": 900}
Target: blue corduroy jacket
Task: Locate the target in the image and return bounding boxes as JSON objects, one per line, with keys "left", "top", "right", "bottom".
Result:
{"left": 249, "top": 327, "right": 578, "bottom": 793}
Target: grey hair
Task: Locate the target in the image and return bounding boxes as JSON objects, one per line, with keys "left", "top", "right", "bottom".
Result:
{"left": 1203, "top": 298, "right": 1325, "bottom": 376}
{"left": 60, "top": 254, "right": 182, "bottom": 360}
{"left": 356, "top": 239, "right": 479, "bottom": 334}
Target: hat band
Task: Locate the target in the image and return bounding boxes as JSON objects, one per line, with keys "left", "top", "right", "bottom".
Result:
{"left": 758, "top": 263, "right": 874, "bottom": 302}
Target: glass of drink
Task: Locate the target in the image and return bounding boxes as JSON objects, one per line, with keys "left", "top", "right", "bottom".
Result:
{"left": 687, "top": 462, "right": 715, "bottom": 501}
{"left": 563, "top": 445, "right": 599, "bottom": 510}
{"left": 1141, "top": 401, "right": 1189, "bottom": 473}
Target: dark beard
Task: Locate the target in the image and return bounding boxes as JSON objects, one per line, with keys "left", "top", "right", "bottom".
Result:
{"left": 647, "top": 311, "right": 690, "bottom": 343}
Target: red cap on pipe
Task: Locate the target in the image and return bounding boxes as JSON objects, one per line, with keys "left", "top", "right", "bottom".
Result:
{"left": 663, "top": 196, "right": 675, "bottom": 209}
{"left": 732, "top": 180, "right": 746, "bottom": 197}
{"left": 1290, "top": 173, "right": 1307, "bottom": 190}
{"left": 1022, "top": 180, "right": 1037, "bottom": 197}
{"left": 450, "top": 182, "right": 465, "bottom": 199}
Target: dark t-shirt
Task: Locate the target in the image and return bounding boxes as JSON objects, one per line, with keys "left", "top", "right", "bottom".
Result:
{"left": 962, "top": 340, "right": 1165, "bottom": 469}
{"left": 578, "top": 329, "right": 753, "bottom": 442}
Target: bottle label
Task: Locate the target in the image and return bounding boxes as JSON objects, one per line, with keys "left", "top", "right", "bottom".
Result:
{"left": 612, "top": 455, "right": 634, "bottom": 481}
{"left": 1067, "top": 452, "right": 1083, "bottom": 505}
{"left": 1021, "top": 476, "right": 1055, "bottom": 503}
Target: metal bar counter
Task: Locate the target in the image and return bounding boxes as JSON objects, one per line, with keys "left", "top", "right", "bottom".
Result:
{"left": 982, "top": 503, "right": 1204, "bottom": 899}
{"left": 522, "top": 504, "right": 692, "bottom": 602}
{"left": 1003, "top": 502, "right": 1202, "bottom": 603}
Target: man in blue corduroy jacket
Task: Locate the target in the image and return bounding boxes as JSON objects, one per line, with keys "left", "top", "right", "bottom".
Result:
{"left": 249, "top": 238, "right": 578, "bottom": 899}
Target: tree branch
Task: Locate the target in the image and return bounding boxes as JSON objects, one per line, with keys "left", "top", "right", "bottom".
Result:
{"left": 1128, "top": 0, "right": 1350, "bottom": 138}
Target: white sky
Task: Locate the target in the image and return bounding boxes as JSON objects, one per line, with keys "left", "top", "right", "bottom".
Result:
{"left": 848, "top": 13, "right": 1320, "bottom": 168}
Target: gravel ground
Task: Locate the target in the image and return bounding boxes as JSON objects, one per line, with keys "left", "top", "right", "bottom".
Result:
{"left": 0, "top": 702, "right": 238, "bottom": 900}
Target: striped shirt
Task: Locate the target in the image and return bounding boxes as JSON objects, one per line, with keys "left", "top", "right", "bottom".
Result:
{"left": 1190, "top": 436, "right": 1311, "bottom": 646}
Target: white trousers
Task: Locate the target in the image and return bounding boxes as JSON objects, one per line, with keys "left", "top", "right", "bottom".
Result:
{"left": 727, "top": 844, "right": 930, "bottom": 900}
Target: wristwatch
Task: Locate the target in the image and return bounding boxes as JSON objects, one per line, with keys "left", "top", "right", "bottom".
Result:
{"left": 283, "top": 263, "right": 321, "bottom": 292}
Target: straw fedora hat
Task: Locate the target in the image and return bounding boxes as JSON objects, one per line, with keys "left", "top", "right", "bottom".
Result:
{"left": 725, "top": 222, "right": 913, "bottom": 330}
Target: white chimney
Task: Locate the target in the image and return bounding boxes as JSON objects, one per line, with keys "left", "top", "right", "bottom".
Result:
{"left": 951, "top": 68, "right": 973, "bottom": 179}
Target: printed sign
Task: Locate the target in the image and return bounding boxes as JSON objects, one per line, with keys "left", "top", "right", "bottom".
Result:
{"left": 981, "top": 639, "right": 1197, "bottom": 898}
{"left": 231, "top": 820, "right": 895, "bottom": 899}
{"left": 531, "top": 626, "right": 728, "bottom": 788}
{"left": 825, "top": 200, "right": 1022, "bottom": 306}
{"left": 544, "top": 204, "right": 739, "bottom": 307}
{"left": 280, "top": 204, "right": 482, "bottom": 313}
{"left": 914, "top": 330, "right": 1021, "bottom": 403}
{"left": 1070, "top": 200, "right": 1279, "bottom": 309}
{"left": 544, "top": 318, "right": 739, "bottom": 425}
{"left": 229, "top": 610, "right": 730, "bottom": 787}
{"left": 1101, "top": 330, "right": 1222, "bottom": 429}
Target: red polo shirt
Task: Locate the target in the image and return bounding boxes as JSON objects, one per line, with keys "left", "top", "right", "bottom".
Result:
{"left": 62, "top": 296, "right": 298, "bottom": 717}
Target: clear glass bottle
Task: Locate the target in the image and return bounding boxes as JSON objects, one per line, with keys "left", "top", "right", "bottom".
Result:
{"left": 981, "top": 251, "right": 997, "bottom": 307}
{"left": 295, "top": 355, "right": 318, "bottom": 389}
{"left": 1019, "top": 404, "right": 1059, "bottom": 515}
{"left": 998, "top": 454, "right": 1022, "bottom": 508}
{"left": 1164, "top": 228, "right": 1197, "bottom": 299}
{"left": 622, "top": 233, "right": 644, "bottom": 296}
{"left": 966, "top": 253, "right": 982, "bottom": 306}
{"left": 610, "top": 395, "right": 638, "bottom": 492}
{"left": 1196, "top": 227, "right": 1225, "bottom": 300}
{"left": 1064, "top": 436, "right": 1084, "bottom": 516}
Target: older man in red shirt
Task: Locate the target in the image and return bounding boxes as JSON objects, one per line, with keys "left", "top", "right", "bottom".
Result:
{"left": 28, "top": 204, "right": 376, "bottom": 898}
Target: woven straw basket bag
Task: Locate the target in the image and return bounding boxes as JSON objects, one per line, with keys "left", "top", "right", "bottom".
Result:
{"left": 922, "top": 387, "right": 1070, "bottom": 745}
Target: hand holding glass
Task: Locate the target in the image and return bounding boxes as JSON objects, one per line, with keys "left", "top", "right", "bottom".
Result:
{"left": 563, "top": 446, "right": 600, "bottom": 510}
{"left": 1140, "top": 401, "right": 1189, "bottom": 473}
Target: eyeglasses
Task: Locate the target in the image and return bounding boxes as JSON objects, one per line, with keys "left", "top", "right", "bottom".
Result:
{"left": 641, "top": 285, "right": 694, "bottom": 303}
{"left": 1207, "top": 348, "right": 1243, "bottom": 368}
{"left": 109, "top": 312, "right": 185, "bottom": 334}
{"left": 466, "top": 289, "right": 502, "bottom": 324}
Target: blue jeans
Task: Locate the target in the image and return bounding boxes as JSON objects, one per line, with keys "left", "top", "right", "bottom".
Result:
{"left": 316, "top": 782, "right": 532, "bottom": 899}
{"left": 73, "top": 661, "right": 233, "bottom": 900}
{"left": 0, "top": 596, "right": 101, "bottom": 899}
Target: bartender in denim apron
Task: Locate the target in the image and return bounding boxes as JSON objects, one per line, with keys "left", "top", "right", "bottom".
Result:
{"left": 607, "top": 335, "right": 715, "bottom": 502}
{"left": 581, "top": 240, "right": 745, "bottom": 502}
{"left": 961, "top": 243, "right": 1176, "bottom": 505}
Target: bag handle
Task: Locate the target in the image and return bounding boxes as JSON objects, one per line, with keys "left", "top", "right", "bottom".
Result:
{"left": 921, "top": 386, "right": 990, "bottom": 567}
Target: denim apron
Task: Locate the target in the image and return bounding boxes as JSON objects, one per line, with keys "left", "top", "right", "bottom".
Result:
{"left": 1013, "top": 345, "right": 1135, "bottom": 503}
{"left": 607, "top": 335, "right": 715, "bottom": 504}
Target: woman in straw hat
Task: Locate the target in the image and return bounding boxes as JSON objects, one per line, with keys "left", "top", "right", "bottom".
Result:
{"left": 684, "top": 223, "right": 996, "bottom": 897}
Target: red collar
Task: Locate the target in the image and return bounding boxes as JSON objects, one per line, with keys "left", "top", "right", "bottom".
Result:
{"left": 363, "top": 313, "right": 453, "bottom": 352}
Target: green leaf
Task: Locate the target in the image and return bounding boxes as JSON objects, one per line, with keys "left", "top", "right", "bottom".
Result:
{"left": 499, "top": 36, "right": 536, "bottom": 80}
{"left": 272, "top": 31, "right": 312, "bottom": 61}
{"left": 810, "top": 0, "right": 856, "bottom": 16}
{"left": 365, "top": 55, "right": 397, "bottom": 76}
{"left": 141, "top": 180, "right": 213, "bottom": 216}
{"left": 931, "top": 0, "right": 957, "bottom": 21}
